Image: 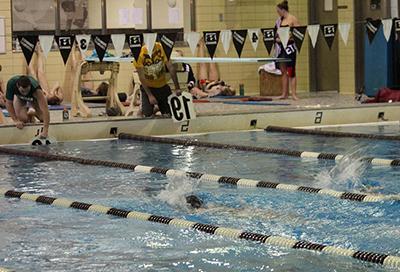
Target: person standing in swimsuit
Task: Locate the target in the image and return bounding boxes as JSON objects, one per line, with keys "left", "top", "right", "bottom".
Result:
{"left": 275, "top": 0, "right": 300, "bottom": 100}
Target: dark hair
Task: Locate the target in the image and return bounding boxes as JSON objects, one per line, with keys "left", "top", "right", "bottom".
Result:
{"left": 47, "top": 96, "right": 62, "bottom": 106}
{"left": 96, "top": 82, "right": 109, "bottom": 97}
{"left": 17, "top": 76, "right": 32, "bottom": 88}
{"left": 277, "top": 0, "right": 289, "bottom": 11}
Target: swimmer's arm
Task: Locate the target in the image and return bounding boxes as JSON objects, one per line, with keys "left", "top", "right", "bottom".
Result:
{"left": 165, "top": 61, "right": 181, "bottom": 95}
{"left": 5, "top": 99, "right": 18, "bottom": 122}
{"left": 292, "top": 16, "right": 300, "bottom": 27}
{"left": 33, "top": 89, "right": 50, "bottom": 135}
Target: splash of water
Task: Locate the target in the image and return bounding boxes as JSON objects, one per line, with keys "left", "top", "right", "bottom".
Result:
{"left": 156, "top": 174, "right": 199, "bottom": 211}
{"left": 315, "top": 144, "right": 372, "bottom": 192}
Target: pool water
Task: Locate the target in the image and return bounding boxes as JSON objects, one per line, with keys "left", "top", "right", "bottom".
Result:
{"left": 1, "top": 125, "right": 400, "bottom": 271}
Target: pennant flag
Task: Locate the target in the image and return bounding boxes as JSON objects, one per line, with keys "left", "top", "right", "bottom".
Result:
{"left": 76, "top": 34, "right": 91, "bottom": 54}
{"left": 55, "top": 35, "right": 75, "bottom": 65}
{"left": 143, "top": 33, "right": 157, "bottom": 56}
{"left": 321, "top": 24, "right": 337, "bottom": 50}
{"left": 111, "top": 34, "right": 126, "bottom": 57}
{"left": 127, "top": 33, "right": 143, "bottom": 62}
{"left": 307, "top": 25, "right": 320, "bottom": 48}
{"left": 338, "top": 23, "right": 351, "bottom": 46}
{"left": 395, "top": 18, "right": 400, "bottom": 35}
{"left": 291, "top": 26, "right": 307, "bottom": 53}
{"left": 231, "top": 29, "right": 247, "bottom": 57}
{"left": 261, "top": 28, "right": 275, "bottom": 55}
{"left": 158, "top": 32, "right": 177, "bottom": 60}
{"left": 185, "top": 32, "right": 201, "bottom": 56}
{"left": 248, "top": 28, "right": 260, "bottom": 52}
{"left": 39, "top": 35, "right": 54, "bottom": 58}
{"left": 92, "top": 35, "right": 110, "bottom": 62}
{"left": 18, "top": 36, "right": 38, "bottom": 65}
{"left": 203, "top": 31, "right": 220, "bottom": 59}
{"left": 277, "top": 27, "right": 290, "bottom": 49}
{"left": 382, "top": 19, "right": 393, "bottom": 42}
{"left": 220, "top": 30, "right": 232, "bottom": 54}
{"left": 365, "top": 19, "right": 381, "bottom": 44}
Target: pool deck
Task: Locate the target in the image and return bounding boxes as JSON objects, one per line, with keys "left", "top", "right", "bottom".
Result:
{"left": 0, "top": 92, "right": 399, "bottom": 145}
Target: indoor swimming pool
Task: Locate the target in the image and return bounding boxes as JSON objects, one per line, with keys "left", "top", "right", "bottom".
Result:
{"left": 1, "top": 124, "right": 400, "bottom": 271}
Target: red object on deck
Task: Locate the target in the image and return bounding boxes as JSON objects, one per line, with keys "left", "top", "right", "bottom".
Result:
{"left": 366, "top": 88, "right": 400, "bottom": 103}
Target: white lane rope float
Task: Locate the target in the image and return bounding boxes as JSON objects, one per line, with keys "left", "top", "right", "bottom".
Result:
{"left": 0, "top": 147, "right": 398, "bottom": 203}
{"left": 265, "top": 126, "right": 400, "bottom": 141}
{"left": 1, "top": 189, "right": 399, "bottom": 269}
{"left": 118, "top": 134, "right": 400, "bottom": 167}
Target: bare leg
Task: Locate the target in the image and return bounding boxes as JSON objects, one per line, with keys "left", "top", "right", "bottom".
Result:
{"left": 13, "top": 97, "right": 30, "bottom": 123}
{"left": 278, "top": 64, "right": 289, "bottom": 99}
{"left": 37, "top": 46, "right": 51, "bottom": 97}
{"left": 190, "top": 87, "right": 209, "bottom": 99}
{"left": 197, "top": 39, "right": 209, "bottom": 81}
{"left": 290, "top": 77, "right": 299, "bottom": 100}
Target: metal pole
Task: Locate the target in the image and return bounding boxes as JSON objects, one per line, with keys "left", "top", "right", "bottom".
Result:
{"left": 147, "top": 0, "right": 152, "bottom": 30}
{"left": 55, "top": 0, "right": 61, "bottom": 35}
{"left": 101, "top": 0, "right": 107, "bottom": 34}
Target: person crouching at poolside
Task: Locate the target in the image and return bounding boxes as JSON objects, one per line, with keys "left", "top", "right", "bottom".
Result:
{"left": 134, "top": 42, "right": 182, "bottom": 118}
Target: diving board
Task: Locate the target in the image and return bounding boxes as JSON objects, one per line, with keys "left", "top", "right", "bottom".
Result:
{"left": 86, "top": 57, "right": 290, "bottom": 63}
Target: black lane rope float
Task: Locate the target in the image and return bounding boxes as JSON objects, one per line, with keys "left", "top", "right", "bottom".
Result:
{"left": 265, "top": 126, "right": 400, "bottom": 141}
{"left": 117, "top": 133, "right": 400, "bottom": 167}
{"left": 1, "top": 189, "right": 400, "bottom": 269}
{"left": 0, "top": 147, "right": 398, "bottom": 203}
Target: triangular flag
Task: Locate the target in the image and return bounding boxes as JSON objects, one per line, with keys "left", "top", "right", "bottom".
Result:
{"left": 203, "top": 31, "right": 220, "bottom": 59}
{"left": 261, "top": 28, "right": 275, "bottom": 55}
{"left": 382, "top": 19, "right": 393, "bottom": 42}
{"left": 185, "top": 32, "right": 201, "bottom": 56}
{"left": 127, "top": 34, "right": 143, "bottom": 62}
{"left": 220, "top": 30, "right": 232, "bottom": 54}
{"left": 18, "top": 36, "right": 38, "bottom": 65}
{"left": 111, "top": 34, "right": 126, "bottom": 58}
{"left": 55, "top": 35, "right": 75, "bottom": 65}
{"left": 365, "top": 19, "right": 381, "bottom": 44}
{"left": 291, "top": 26, "right": 307, "bottom": 53}
{"left": 307, "top": 25, "right": 320, "bottom": 48}
{"left": 338, "top": 23, "right": 351, "bottom": 46}
{"left": 321, "top": 24, "right": 337, "bottom": 50}
{"left": 248, "top": 28, "right": 260, "bottom": 52}
{"left": 76, "top": 34, "right": 91, "bottom": 54}
{"left": 395, "top": 18, "right": 400, "bottom": 35}
{"left": 92, "top": 35, "right": 110, "bottom": 62}
{"left": 231, "top": 30, "right": 247, "bottom": 57}
{"left": 39, "top": 35, "right": 54, "bottom": 58}
{"left": 158, "top": 32, "right": 177, "bottom": 60}
{"left": 277, "top": 27, "right": 290, "bottom": 49}
{"left": 143, "top": 33, "right": 157, "bottom": 56}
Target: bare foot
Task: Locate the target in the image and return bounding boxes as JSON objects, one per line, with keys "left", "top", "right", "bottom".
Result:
{"left": 292, "top": 95, "right": 300, "bottom": 101}
{"left": 277, "top": 95, "right": 288, "bottom": 100}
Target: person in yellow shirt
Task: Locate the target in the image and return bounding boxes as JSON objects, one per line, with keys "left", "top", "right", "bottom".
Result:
{"left": 134, "top": 42, "right": 181, "bottom": 117}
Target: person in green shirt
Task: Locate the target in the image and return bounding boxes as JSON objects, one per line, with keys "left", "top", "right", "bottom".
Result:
{"left": 5, "top": 75, "right": 50, "bottom": 138}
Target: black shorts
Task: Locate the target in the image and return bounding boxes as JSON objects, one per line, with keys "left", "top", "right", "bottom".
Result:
{"left": 140, "top": 85, "right": 172, "bottom": 117}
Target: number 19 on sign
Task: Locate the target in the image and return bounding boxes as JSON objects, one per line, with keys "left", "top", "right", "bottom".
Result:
{"left": 168, "top": 92, "right": 197, "bottom": 123}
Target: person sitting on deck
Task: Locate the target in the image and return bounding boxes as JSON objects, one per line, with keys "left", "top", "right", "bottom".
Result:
{"left": 5, "top": 75, "right": 50, "bottom": 138}
{"left": 356, "top": 87, "right": 400, "bottom": 104}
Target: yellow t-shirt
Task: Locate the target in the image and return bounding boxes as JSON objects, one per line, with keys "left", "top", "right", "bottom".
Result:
{"left": 134, "top": 42, "right": 169, "bottom": 89}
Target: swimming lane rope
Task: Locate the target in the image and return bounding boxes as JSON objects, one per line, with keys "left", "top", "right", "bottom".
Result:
{"left": 265, "top": 126, "right": 400, "bottom": 141}
{"left": 0, "top": 147, "right": 398, "bottom": 203}
{"left": 1, "top": 189, "right": 399, "bottom": 269}
{"left": 117, "top": 133, "right": 400, "bottom": 167}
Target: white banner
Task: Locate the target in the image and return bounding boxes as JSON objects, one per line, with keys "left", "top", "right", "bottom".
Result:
{"left": 39, "top": 35, "right": 54, "bottom": 58}
{"left": 111, "top": 34, "right": 126, "bottom": 57}
{"left": 248, "top": 28, "right": 260, "bottom": 52}
{"left": 220, "top": 30, "right": 232, "bottom": 54}
{"left": 277, "top": 27, "right": 290, "bottom": 49}
{"left": 382, "top": 19, "right": 393, "bottom": 42}
{"left": 307, "top": 24, "right": 320, "bottom": 48}
{"left": 76, "top": 34, "right": 91, "bottom": 54}
{"left": 185, "top": 32, "right": 201, "bottom": 56}
{"left": 143, "top": 33, "right": 157, "bottom": 55}
{"left": 338, "top": 23, "right": 351, "bottom": 46}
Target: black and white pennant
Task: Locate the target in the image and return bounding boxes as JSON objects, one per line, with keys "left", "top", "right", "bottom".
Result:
{"left": 55, "top": 35, "right": 74, "bottom": 65}
{"left": 291, "top": 26, "right": 307, "bottom": 53}
{"left": 111, "top": 34, "right": 126, "bottom": 58}
{"left": 39, "top": 35, "right": 54, "bottom": 59}
{"left": 158, "top": 32, "right": 177, "bottom": 60}
{"left": 321, "top": 24, "right": 337, "bottom": 50}
{"left": 76, "top": 34, "right": 91, "bottom": 55}
{"left": 18, "top": 36, "right": 38, "bottom": 65}
{"left": 127, "top": 34, "right": 143, "bottom": 62}
{"left": 231, "top": 30, "right": 247, "bottom": 58}
{"left": 203, "top": 31, "right": 220, "bottom": 59}
{"left": 248, "top": 29, "right": 260, "bottom": 52}
{"left": 261, "top": 28, "right": 275, "bottom": 55}
{"left": 394, "top": 18, "right": 400, "bottom": 39}
{"left": 92, "top": 35, "right": 110, "bottom": 62}
{"left": 365, "top": 19, "right": 382, "bottom": 44}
